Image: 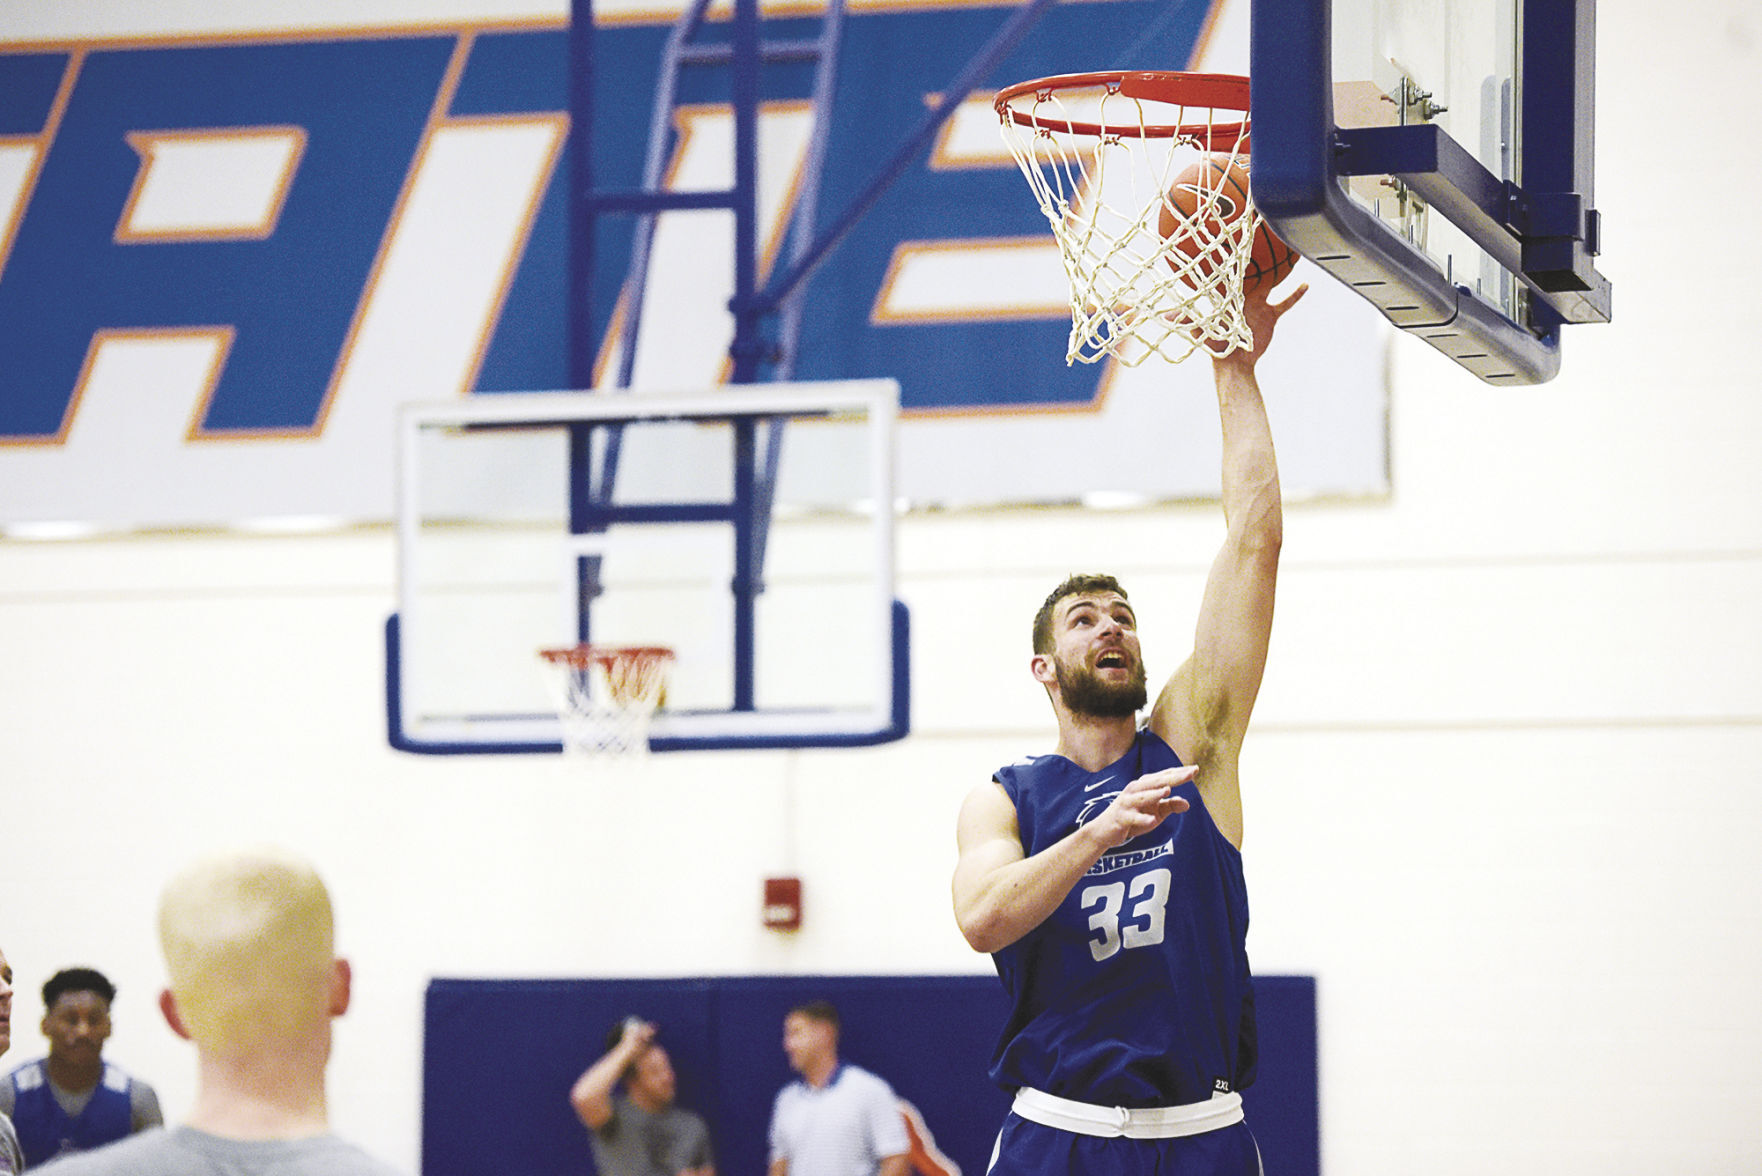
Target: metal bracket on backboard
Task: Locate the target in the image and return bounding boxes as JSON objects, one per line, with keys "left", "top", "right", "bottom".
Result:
{"left": 1330, "top": 123, "right": 1612, "bottom": 328}
{"left": 1250, "top": 0, "right": 1612, "bottom": 384}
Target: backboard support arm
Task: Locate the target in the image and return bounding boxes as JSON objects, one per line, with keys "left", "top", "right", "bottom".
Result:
{"left": 1249, "top": 0, "right": 1610, "bottom": 385}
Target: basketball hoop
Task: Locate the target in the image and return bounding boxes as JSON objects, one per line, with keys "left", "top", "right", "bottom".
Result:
{"left": 995, "top": 71, "right": 1265, "bottom": 365}
{"left": 538, "top": 645, "right": 675, "bottom": 759}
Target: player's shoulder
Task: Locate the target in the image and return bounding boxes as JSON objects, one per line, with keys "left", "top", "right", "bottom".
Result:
{"left": 4, "top": 1059, "right": 42, "bottom": 1087}
{"left": 1134, "top": 725, "right": 1184, "bottom": 765}
{"left": 29, "top": 1127, "right": 167, "bottom": 1173}
{"left": 35, "top": 1128, "right": 407, "bottom": 1176}
{"left": 669, "top": 1104, "right": 712, "bottom": 1131}
{"left": 836, "top": 1064, "right": 897, "bottom": 1097}
{"left": 992, "top": 749, "right": 1070, "bottom": 793}
{"left": 318, "top": 1138, "right": 406, "bottom": 1176}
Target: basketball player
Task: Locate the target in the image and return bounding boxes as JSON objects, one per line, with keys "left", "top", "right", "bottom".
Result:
{"left": 2, "top": 968, "right": 163, "bottom": 1166}
{"left": 34, "top": 848, "right": 402, "bottom": 1176}
{"left": 952, "top": 282, "right": 1307, "bottom": 1176}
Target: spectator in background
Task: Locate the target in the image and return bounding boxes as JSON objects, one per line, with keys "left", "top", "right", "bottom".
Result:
{"left": 2, "top": 968, "right": 162, "bottom": 1166}
{"left": 1, "top": 947, "right": 24, "bottom": 1174}
{"left": 767, "top": 1001, "right": 907, "bottom": 1176}
{"left": 35, "top": 847, "right": 403, "bottom": 1176}
{"left": 570, "top": 1016, "right": 713, "bottom": 1176}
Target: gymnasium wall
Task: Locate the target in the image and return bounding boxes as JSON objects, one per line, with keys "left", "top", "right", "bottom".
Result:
{"left": 417, "top": 975, "right": 1318, "bottom": 1176}
{"left": 4, "top": 4, "right": 1762, "bottom": 1176}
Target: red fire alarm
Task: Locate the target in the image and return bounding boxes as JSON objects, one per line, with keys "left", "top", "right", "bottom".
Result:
{"left": 763, "top": 876, "right": 803, "bottom": 930}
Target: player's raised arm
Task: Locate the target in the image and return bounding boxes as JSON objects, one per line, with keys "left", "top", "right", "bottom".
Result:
{"left": 1150, "top": 284, "right": 1306, "bottom": 848}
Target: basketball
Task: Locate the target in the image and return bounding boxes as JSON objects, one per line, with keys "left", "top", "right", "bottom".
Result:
{"left": 1157, "top": 155, "right": 1297, "bottom": 296}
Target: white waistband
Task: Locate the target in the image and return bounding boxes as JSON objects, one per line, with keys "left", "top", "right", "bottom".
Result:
{"left": 1010, "top": 1087, "right": 1244, "bottom": 1140}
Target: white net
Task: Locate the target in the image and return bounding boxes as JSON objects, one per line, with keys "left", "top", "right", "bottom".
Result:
{"left": 996, "top": 73, "right": 1263, "bottom": 365}
{"left": 539, "top": 646, "right": 674, "bottom": 759}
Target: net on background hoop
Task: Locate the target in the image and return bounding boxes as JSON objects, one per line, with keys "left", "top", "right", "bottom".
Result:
{"left": 538, "top": 645, "right": 675, "bottom": 759}
{"left": 995, "top": 71, "right": 1267, "bottom": 365}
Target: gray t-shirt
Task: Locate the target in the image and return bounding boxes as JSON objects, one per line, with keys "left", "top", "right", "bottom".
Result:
{"left": 589, "top": 1096, "right": 714, "bottom": 1176}
{"left": 0, "top": 1113, "right": 22, "bottom": 1175}
{"left": 32, "top": 1125, "right": 403, "bottom": 1175}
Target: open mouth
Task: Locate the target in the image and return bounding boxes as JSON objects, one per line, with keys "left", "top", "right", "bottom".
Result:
{"left": 1095, "top": 651, "right": 1128, "bottom": 670}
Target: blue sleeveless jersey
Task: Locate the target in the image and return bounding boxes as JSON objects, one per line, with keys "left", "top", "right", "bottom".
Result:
{"left": 7, "top": 1060, "right": 134, "bottom": 1166}
{"left": 988, "top": 730, "right": 1256, "bottom": 1107}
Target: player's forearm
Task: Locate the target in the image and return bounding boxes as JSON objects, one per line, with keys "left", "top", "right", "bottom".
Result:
{"left": 1214, "top": 362, "right": 1282, "bottom": 549}
{"left": 956, "top": 824, "right": 1112, "bottom": 952}
{"left": 569, "top": 1053, "right": 626, "bottom": 1126}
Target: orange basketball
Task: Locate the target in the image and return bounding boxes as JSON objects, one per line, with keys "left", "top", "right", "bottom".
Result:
{"left": 1158, "top": 155, "right": 1297, "bottom": 296}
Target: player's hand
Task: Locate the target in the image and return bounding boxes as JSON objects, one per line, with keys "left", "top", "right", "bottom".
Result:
{"left": 619, "top": 1017, "right": 657, "bottom": 1052}
{"left": 1091, "top": 766, "right": 1195, "bottom": 849}
{"left": 1213, "top": 281, "right": 1308, "bottom": 365}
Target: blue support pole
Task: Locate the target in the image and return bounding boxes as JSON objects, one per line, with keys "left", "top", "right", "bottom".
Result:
{"left": 727, "top": 0, "right": 766, "bottom": 382}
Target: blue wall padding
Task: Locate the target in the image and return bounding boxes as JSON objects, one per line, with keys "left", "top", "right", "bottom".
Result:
{"left": 422, "top": 974, "right": 1317, "bottom": 1176}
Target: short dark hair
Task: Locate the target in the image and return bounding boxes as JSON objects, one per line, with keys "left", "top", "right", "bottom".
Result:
{"left": 788, "top": 999, "right": 840, "bottom": 1031}
{"left": 43, "top": 968, "right": 116, "bottom": 1010}
{"left": 1032, "top": 574, "right": 1129, "bottom": 654}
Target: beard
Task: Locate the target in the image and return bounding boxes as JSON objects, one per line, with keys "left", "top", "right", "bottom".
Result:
{"left": 1055, "top": 653, "right": 1148, "bottom": 718}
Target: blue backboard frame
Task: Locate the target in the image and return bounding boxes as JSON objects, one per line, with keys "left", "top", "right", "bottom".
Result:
{"left": 1249, "top": 0, "right": 1611, "bottom": 384}
{"left": 384, "top": 382, "right": 910, "bottom": 756}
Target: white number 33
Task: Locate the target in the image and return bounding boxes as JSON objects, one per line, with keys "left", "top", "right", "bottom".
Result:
{"left": 1081, "top": 868, "right": 1172, "bottom": 962}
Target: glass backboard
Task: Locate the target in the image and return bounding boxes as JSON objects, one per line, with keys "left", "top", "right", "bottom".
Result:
{"left": 386, "top": 381, "right": 909, "bottom": 755}
{"left": 1250, "top": 0, "right": 1611, "bottom": 384}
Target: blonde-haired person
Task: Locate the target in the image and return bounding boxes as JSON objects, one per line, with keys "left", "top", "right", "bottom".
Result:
{"left": 38, "top": 848, "right": 402, "bottom": 1175}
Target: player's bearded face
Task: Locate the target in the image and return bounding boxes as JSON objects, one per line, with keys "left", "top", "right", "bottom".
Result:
{"left": 1054, "top": 648, "right": 1148, "bottom": 717}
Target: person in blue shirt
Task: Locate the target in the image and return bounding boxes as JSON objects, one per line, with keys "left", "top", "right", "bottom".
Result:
{"left": 953, "top": 283, "right": 1307, "bottom": 1176}
{"left": 2, "top": 968, "right": 162, "bottom": 1167}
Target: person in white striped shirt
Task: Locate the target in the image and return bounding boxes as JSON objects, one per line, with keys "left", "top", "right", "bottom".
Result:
{"left": 767, "top": 1002, "right": 908, "bottom": 1176}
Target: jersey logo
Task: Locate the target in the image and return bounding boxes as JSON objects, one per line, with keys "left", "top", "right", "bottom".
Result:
{"left": 1083, "top": 774, "right": 1117, "bottom": 792}
{"left": 1074, "top": 792, "right": 1122, "bottom": 827}
{"left": 1084, "top": 841, "right": 1173, "bottom": 878}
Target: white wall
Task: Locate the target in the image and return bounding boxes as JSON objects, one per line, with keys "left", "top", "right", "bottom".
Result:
{"left": 5, "top": 2, "right": 1761, "bottom": 1175}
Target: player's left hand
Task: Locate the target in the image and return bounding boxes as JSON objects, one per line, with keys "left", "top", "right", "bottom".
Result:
{"left": 1213, "top": 281, "right": 1309, "bottom": 365}
{"left": 1092, "top": 765, "right": 1195, "bottom": 848}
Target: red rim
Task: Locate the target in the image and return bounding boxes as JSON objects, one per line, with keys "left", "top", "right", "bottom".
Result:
{"left": 994, "top": 70, "right": 1250, "bottom": 147}
{"left": 539, "top": 644, "right": 675, "bottom": 670}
